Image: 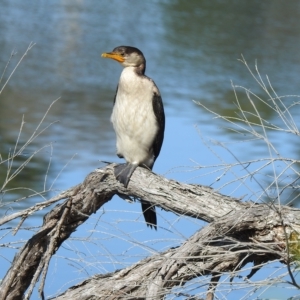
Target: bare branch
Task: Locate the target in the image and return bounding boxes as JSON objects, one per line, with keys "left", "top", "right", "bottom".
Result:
{"left": 0, "top": 165, "right": 299, "bottom": 299}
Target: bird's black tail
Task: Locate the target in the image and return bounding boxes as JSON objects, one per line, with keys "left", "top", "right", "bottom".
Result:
{"left": 141, "top": 201, "right": 157, "bottom": 230}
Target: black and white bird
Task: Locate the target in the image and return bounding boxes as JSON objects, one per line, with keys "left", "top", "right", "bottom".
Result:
{"left": 102, "top": 46, "right": 165, "bottom": 229}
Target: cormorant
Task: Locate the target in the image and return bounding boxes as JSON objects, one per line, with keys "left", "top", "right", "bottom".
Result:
{"left": 102, "top": 46, "right": 165, "bottom": 229}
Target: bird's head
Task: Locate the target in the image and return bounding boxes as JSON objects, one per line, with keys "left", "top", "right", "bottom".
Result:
{"left": 102, "top": 46, "right": 145, "bottom": 68}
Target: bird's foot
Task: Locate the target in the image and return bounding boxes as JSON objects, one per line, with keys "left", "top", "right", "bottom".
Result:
{"left": 114, "top": 163, "right": 138, "bottom": 188}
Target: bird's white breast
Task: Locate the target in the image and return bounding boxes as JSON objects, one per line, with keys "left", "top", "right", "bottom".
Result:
{"left": 111, "top": 67, "right": 158, "bottom": 168}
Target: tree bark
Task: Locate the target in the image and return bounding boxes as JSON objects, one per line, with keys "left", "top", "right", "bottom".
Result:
{"left": 0, "top": 164, "right": 299, "bottom": 300}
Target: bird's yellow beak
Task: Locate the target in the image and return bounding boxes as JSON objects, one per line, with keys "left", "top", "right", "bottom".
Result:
{"left": 101, "top": 52, "right": 125, "bottom": 63}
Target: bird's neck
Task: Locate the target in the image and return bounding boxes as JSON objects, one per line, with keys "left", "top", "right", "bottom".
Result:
{"left": 120, "top": 64, "right": 146, "bottom": 82}
{"left": 120, "top": 67, "right": 139, "bottom": 86}
{"left": 134, "top": 63, "right": 146, "bottom": 76}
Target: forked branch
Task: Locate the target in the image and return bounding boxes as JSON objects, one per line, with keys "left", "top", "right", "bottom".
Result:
{"left": 0, "top": 164, "right": 299, "bottom": 300}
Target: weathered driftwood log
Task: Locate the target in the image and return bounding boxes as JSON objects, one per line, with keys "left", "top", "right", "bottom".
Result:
{"left": 0, "top": 164, "right": 299, "bottom": 300}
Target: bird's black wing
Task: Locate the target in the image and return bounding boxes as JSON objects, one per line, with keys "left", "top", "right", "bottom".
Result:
{"left": 112, "top": 84, "right": 124, "bottom": 159}
{"left": 113, "top": 85, "right": 119, "bottom": 106}
{"left": 152, "top": 92, "right": 165, "bottom": 161}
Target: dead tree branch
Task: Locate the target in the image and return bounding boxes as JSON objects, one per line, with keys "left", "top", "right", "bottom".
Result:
{"left": 0, "top": 164, "right": 299, "bottom": 300}
{"left": 51, "top": 202, "right": 298, "bottom": 300}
